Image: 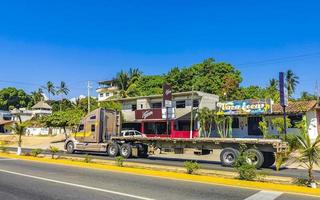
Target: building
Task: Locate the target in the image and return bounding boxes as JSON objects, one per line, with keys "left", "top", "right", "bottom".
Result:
{"left": 0, "top": 110, "right": 13, "bottom": 134}
{"left": 104, "top": 91, "right": 219, "bottom": 138}
{"left": 96, "top": 80, "right": 118, "bottom": 101}
{"left": 216, "top": 99, "right": 319, "bottom": 140}
{"left": 11, "top": 101, "right": 52, "bottom": 122}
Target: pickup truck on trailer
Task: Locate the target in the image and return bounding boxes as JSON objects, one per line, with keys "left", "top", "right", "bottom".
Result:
{"left": 65, "top": 108, "right": 288, "bottom": 168}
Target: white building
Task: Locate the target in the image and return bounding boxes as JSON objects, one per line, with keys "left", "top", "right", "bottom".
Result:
{"left": 96, "top": 80, "right": 118, "bottom": 101}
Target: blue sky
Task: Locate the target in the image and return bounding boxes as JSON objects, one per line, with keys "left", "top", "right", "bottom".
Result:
{"left": 0, "top": 0, "right": 319, "bottom": 99}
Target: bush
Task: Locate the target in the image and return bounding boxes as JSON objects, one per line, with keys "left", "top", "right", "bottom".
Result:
{"left": 30, "top": 148, "right": 43, "bottom": 157}
{"left": 48, "top": 146, "right": 59, "bottom": 159}
{"left": 234, "top": 146, "right": 257, "bottom": 181}
{"left": 115, "top": 156, "right": 124, "bottom": 167}
{"left": 84, "top": 154, "right": 92, "bottom": 163}
{"left": 0, "top": 141, "right": 8, "bottom": 153}
{"left": 184, "top": 161, "right": 200, "bottom": 174}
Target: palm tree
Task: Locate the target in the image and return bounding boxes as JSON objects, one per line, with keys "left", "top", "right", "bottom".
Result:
{"left": 286, "top": 70, "right": 299, "bottom": 97}
{"left": 296, "top": 121, "right": 320, "bottom": 186}
{"left": 6, "top": 114, "right": 26, "bottom": 155}
{"left": 114, "top": 68, "right": 142, "bottom": 98}
{"left": 31, "top": 88, "right": 44, "bottom": 104}
{"left": 269, "top": 78, "right": 278, "bottom": 88}
{"left": 43, "top": 81, "right": 56, "bottom": 101}
{"left": 57, "top": 81, "right": 70, "bottom": 111}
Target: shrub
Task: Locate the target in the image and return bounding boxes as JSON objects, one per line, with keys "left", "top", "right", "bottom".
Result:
{"left": 48, "top": 146, "right": 59, "bottom": 159}
{"left": 0, "top": 141, "right": 8, "bottom": 153}
{"left": 84, "top": 154, "right": 92, "bottom": 163}
{"left": 184, "top": 161, "right": 200, "bottom": 174}
{"left": 30, "top": 148, "right": 43, "bottom": 157}
{"left": 115, "top": 156, "right": 124, "bottom": 167}
{"left": 234, "top": 146, "right": 257, "bottom": 181}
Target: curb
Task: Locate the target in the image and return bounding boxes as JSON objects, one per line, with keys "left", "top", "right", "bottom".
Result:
{"left": 0, "top": 153, "right": 319, "bottom": 197}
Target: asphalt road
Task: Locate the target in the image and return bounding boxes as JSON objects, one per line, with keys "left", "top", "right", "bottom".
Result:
{"left": 7, "top": 147, "right": 320, "bottom": 180}
{"left": 0, "top": 157, "right": 319, "bottom": 200}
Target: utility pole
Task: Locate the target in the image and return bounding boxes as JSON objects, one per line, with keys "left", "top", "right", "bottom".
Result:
{"left": 190, "top": 86, "right": 194, "bottom": 139}
{"left": 87, "top": 81, "right": 92, "bottom": 113}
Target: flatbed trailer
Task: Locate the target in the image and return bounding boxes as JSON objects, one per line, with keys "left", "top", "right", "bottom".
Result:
{"left": 65, "top": 108, "right": 288, "bottom": 169}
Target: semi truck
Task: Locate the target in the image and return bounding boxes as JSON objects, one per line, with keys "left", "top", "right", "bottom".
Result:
{"left": 65, "top": 108, "right": 288, "bottom": 168}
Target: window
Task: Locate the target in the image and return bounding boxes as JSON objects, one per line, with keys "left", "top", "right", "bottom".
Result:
{"left": 175, "top": 120, "right": 192, "bottom": 131}
{"left": 193, "top": 100, "right": 199, "bottom": 107}
{"left": 232, "top": 117, "right": 240, "bottom": 129}
{"left": 78, "top": 124, "right": 84, "bottom": 131}
{"left": 99, "top": 93, "right": 104, "bottom": 97}
{"left": 288, "top": 115, "right": 303, "bottom": 128}
{"left": 132, "top": 104, "right": 137, "bottom": 111}
{"left": 105, "top": 93, "right": 109, "bottom": 96}
{"left": 144, "top": 122, "right": 170, "bottom": 134}
{"left": 140, "top": 104, "right": 143, "bottom": 109}
{"left": 90, "top": 115, "right": 96, "bottom": 120}
{"left": 91, "top": 124, "right": 96, "bottom": 132}
{"left": 176, "top": 100, "right": 186, "bottom": 108}
{"left": 151, "top": 102, "right": 162, "bottom": 108}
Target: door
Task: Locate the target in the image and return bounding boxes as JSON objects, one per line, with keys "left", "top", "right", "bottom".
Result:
{"left": 248, "top": 117, "right": 263, "bottom": 136}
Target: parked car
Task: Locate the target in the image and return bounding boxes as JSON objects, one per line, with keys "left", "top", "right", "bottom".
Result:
{"left": 121, "top": 130, "right": 146, "bottom": 138}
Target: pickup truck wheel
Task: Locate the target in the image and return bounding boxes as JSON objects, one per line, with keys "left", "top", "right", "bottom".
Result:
{"left": 108, "top": 143, "right": 120, "bottom": 157}
{"left": 245, "top": 149, "right": 264, "bottom": 169}
{"left": 120, "top": 144, "right": 132, "bottom": 159}
{"left": 66, "top": 142, "right": 75, "bottom": 154}
{"left": 262, "top": 152, "right": 275, "bottom": 168}
{"left": 220, "top": 148, "right": 239, "bottom": 167}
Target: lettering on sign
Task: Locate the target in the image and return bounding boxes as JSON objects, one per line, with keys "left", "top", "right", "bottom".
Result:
{"left": 216, "top": 99, "right": 272, "bottom": 115}
{"left": 142, "top": 110, "right": 153, "bottom": 119}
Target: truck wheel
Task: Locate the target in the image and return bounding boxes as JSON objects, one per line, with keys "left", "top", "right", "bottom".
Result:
{"left": 66, "top": 142, "right": 75, "bottom": 154}
{"left": 262, "top": 152, "right": 275, "bottom": 168}
{"left": 220, "top": 148, "right": 239, "bottom": 167}
{"left": 108, "top": 143, "right": 120, "bottom": 157}
{"left": 120, "top": 143, "right": 132, "bottom": 159}
{"left": 138, "top": 144, "right": 149, "bottom": 158}
{"left": 245, "top": 149, "right": 264, "bottom": 169}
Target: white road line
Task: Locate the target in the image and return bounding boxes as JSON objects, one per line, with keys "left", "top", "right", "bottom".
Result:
{"left": 244, "top": 190, "right": 283, "bottom": 200}
{"left": 0, "top": 169, "right": 155, "bottom": 200}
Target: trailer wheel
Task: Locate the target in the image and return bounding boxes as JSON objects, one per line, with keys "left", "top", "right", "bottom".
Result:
{"left": 245, "top": 149, "right": 264, "bottom": 169}
{"left": 108, "top": 143, "right": 120, "bottom": 157}
{"left": 138, "top": 144, "right": 149, "bottom": 158}
{"left": 66, "top": 141, "right": 75, "bottom": 154}
{"left": 220, "top": 148, "right": 239, "bottom": 167}
{"left": 120, "top": 143, "right": 132, "bottom": 159}
{"left": 262, "top": 152, "right": 275, "bottom": 168}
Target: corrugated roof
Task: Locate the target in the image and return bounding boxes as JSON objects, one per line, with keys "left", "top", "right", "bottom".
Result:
{"left": 272, "top": 100, "right": 318, "bottom": 114}
{"left": 32, "top": 101, "right": 52, "bottom": 110}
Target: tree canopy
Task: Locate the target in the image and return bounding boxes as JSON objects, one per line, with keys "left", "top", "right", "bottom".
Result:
{"left": 0, "top": 87, "right": 33, "bottom": 110}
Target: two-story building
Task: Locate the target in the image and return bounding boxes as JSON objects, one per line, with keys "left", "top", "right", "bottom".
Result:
{"left": 96, "top": 80, "right": 118, "bottom": 101}
{"left": 104, "top": 91, "right": 219, "bottom": 138}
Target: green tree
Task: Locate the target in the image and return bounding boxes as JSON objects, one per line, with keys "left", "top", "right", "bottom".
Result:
{"left": 296, "top": 120, "right": 320, "bottom": 186}
{"left": 299, "top": 91, "right": 317, "bottom": 101}
{"left": 48, "top": 99, "right": 73, "bottom": 112}
{"left": 286, "top": 70, "right": 299, "bottom": 97}
{"left": 0, "top": 87, "right": 32, "bottom": 110}
{"left": 56, "top": 81, "right": 70, "bottom": 111}
{"left": 31, "top": 88, "right": 44, "bottom": 104}
{"left": 114, "top": 68, "right": 142, "bottom": 98}
{"left": 135, "top": 75, "right": 165, "bottom": 96}
{"left": 43, "top": 81, "right": 56, "bottom": 100}
{"left": 6, "top": 114, "right": 26, "bottom": 155}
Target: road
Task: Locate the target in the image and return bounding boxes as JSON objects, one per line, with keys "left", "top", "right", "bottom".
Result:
{"left": 0, "top": 157, "right": 318, "bottom": 200}
{"left": 7, "top": 147, "right": 320, "bottom": 179}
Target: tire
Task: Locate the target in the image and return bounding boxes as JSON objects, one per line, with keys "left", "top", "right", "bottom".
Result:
{"left": 108, "top": 143, "right": 120, "bottom": 157}
{"left": 138, "top": 144, "right": 149, "bottom": 158}
{"left": 120, "top": 143, "right": 132, "bottom": 159}
{"left": 262, "top": 152, "right": 275, "bottom": 168}
{"left": 220, "top": 148, "right": 239, "bottom": 167}
{"left": 66, "top": 141, "right": 75, "bottom": 154}
{"left": 245, "top": 149, "right": 264, "bottom": 169}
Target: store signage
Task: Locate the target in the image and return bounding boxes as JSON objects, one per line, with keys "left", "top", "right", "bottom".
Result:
{"left": 163, "top": 83, "right": 172, "bottom": 108}
{"left": 216, "top": 99, "right": 272, "bottom": 115}
{"left": 279, "top": 72, "right": 288, "bottom": 107}
{"left": 162, "top": 108, "right": 175, "bottom": 119}
{"left": 135, "top": 109, "right": 162, "bottom": 120}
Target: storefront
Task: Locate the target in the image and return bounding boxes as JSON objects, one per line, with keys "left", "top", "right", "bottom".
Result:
{"left": 216, "top": 99, "right": 320, "bottom": 140}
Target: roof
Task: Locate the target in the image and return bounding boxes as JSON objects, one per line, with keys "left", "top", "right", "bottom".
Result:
{"left": 105, "top": 91, "right": 219, "bottom": 102}
{"left": 272, "top": 100, "right": 318, "bottom": 114}
{"left": 31, "top": 101, "right": 52, "bottom": 110}
{"left": 98, "top": 80, "right": 114, "bottom": 85}
{"left": 0, "top": 120, "right": 13, "bottom": 125}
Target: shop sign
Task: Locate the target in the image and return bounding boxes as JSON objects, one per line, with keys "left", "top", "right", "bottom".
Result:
{"left": 163, "top": 83, "right": 172, "bottom": 108}
{"left": 216, "top": 99, "right": 272, "bottom": 115}
{"left": 135, "top": 109, "right": 163, "bottom": 120}
{"left": 279, "top": 72, "right": 288, "bottom": 107}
